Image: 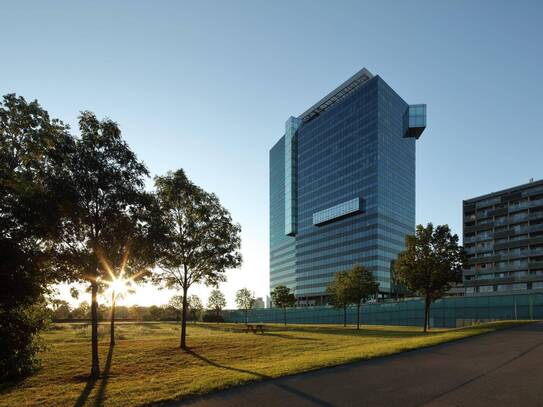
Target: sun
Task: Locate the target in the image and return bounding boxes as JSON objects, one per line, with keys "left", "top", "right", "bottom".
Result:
{"left": 110, "top": 277, "right": 129, "bottom": 294}
{"left": 105, "top": 274, "right": 134, "bottom": 301}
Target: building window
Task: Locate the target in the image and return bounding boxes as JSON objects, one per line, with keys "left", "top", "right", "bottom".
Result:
{"left": 479, "top": 285, "right": 494, "bottom": 293}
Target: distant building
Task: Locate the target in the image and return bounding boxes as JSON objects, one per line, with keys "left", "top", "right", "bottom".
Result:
{"left": 463, "top": 179, "right": 543, "bottom": 295}
{"left": 265, "top": 295, "right": 271, "bottom": 308}
{"left": 254, "top": 297, "right": 265, "bottom": 309}
{"left": 269, "top": 67, "right": 426, "bottom": 305}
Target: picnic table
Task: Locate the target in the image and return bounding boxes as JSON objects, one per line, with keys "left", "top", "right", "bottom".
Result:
{"left": 243, "top": 324, "right": 266, "bottom": 334}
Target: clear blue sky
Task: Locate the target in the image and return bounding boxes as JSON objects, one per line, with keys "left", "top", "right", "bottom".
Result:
{"left": 2, "top": 0, "right": 542, "bottom": 307}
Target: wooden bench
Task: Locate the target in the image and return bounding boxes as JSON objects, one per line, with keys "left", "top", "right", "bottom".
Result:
{"left": 243, "top": 324, "right": 266, "bottom": 334}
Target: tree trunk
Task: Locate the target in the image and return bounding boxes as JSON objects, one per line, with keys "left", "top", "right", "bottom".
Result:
{"left": 110, "top": 290, "right": 116, "bottom": 346}
{"left": 357, "top": 303, "right": 360, "bottom": 330}
{"left": 284, "top": 307, "right": 287, "bottom": 326}
{"left": 343, "top": 305, "right": 346, "bottom": 327}
{"left": 216, "top": 308, "right": 220, "bottom": 322}
{"left": 180, "top": 285, "right": 188, "bottom": 350}
{"left": 90, "top": 281, "right": 100, "bottom": 378}
{"left": 245, "top": 309, "right": 248, "bottom": 324}
{"left": 423, "top": 295, "right": 430, "bottom": 333}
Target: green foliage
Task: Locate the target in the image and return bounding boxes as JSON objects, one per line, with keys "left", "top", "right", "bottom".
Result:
{"left": 235, "top": 288, "right": 255, "bottom": 324}
{"left": 48, "top": 299, "right": 72, "bottom": 320}
{"left": 271, "top": 285, "right": 296, "bottom": 325}
{"left": 0, "top": 301, "right": 49, "bottom": 382}
{"left": 394, "top": 223, "right": 466, "bottom": 331}
{"left": 326, "top": 271, "right": 350, "bottom": 309}
{"left": 327, "top": 266, "right": 379, "bottom": 313}
{"left": 152, "top": 169, "right": 242, "bottom": 289}
{"left": 270, "top": 285, "right": 296, "bottom": 309}
{"left": 0, "top": 94, "right": 73, "bottom": 381}
{"left": 235, "top": 288, "right": 255, "bottom": 311}
{"left": 168, "top": 295, "right": 184, "bottom": 312}
{"left": 202, "top": 311, "right": 225, "bottom": 322}
{"left": 53, "top": 111, "right": 151, "bottom": 375}
{"left": 343, "top": 264, "right": 379, "bottom": 306}
{"left": 71, "top": 302, "right": 90, "bottom": 320}
{"left": 152, "top": 169, "right": 242, "bottom": 348}
{"left": 207, "top": 289, "right": 227, "bottom": 314}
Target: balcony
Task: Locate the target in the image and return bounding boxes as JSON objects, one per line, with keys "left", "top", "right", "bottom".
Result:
{"left": 529, "top": 261, "right": 543, "bottom": 270}
{"left": 530, "top": 224, "right": 543, "bottom": 233}
{"left": 529, "top": 198, "right": 543, "bottom": 209}
{"left": 464, "top": 223, "right": 493, "bottom": 234}
{"left": 488, "top": 207, "right": 507, "bottom": 217}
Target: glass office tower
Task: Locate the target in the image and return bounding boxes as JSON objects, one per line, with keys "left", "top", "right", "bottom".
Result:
{"left": 269, "top": 68, "right": 426, "bottom": 305}
{"left": 463, "top": 179, "right": 543, "bottom": 295}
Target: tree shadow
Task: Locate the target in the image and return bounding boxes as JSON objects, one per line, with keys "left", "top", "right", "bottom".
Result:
{"left": 186, "top": 348, "right": 333, "bottom": 406}
{"left": 74, "top": 377, "right": 97, "bottom": 407}
{"left": 262, "top": 332, "right": 320, "bottom": 341}
{"left": 73, "top": 342, "right": 114, "bottom": 407}
{"left": 285, "top": 325, "right": 427, "bottom": 338}
{"left": 93, "top": 342, "right": 114, "bottom": 406}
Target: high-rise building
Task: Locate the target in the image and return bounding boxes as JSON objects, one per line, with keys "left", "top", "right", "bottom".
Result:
{"left": 463, "top": 179, "right": 543, "bottom": 295}
{"left": 269, "top": 68, "right": 426, "bottom": 305}
{"left": 254, "top": 297, "right": 265, "bottom": 309}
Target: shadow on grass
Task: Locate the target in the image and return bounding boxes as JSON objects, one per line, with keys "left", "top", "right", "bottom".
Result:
{"left": 186, "top": 349, "right": 333, "bottom": 406}
{"left": 195, "top": 322, "right": 428, "bottom": 338}
{"left": 262, "top": 332, "right": 321, "bottom": 341}
{"left": 73, "top": 341, "right": 114, "bottom": 407}
{"left": 285, "top": 325, "right": 428, "bottom": 338}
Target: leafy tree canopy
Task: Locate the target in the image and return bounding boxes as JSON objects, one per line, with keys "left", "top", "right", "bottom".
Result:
{"left": 271, "top": 285, "right": 296, "bottom": 308}
{"left": 343, "top": 264, "right": 380, "bottom": 306}
{"left": 207, "top": 289, "right": 227, "bottom": 312}
{"left": 326, "top": 271, "right": 350, "bottom": 309}
{"left": 235, "top": 288, "right": 255, "bottom": 311}
{"left": 0, "top": 94, "right": 74, "bottom": 381}
{"left": 394, "top": 223, "right": 466, "bottom": 331}
{"left": 152, "top": 169, "right": 242, "bottom": 349}
{"left": 394, "top": 223, "right": 465, "bottom": 301}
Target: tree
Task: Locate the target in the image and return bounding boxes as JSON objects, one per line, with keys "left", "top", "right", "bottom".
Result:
{"left": 49, "top": 299, "right": 73, "bottom": 320}
{"left": 106, "top": 276, "right": 137, "bottom": 346}
{"left": 97, "top": 202, "right": 159, "bottom": 346}
{"left": 152, "top": 169, "right": 242, "bottom": 350}
{"left": 58, "top": 112, "right": 150, "bottom": 377}
{"left": 72, "top": 301, "right": 91, "bottom": 319}
{"left": 0, "top": 94, "right": 74, "bottom": 381}
{"left": 169, "top": 295, "right": 184, "bottom": 322}
{"left": 188, "top": 294, "right": 203, "bottom": 321}
{"left": 271, "top": 285, "right": 296, "bottom": 326}
{"left": 207, "top": 289, "right": 227, "bottom": 321}
{"left": 343, "top": 265, "right": 379, "bottom": 330}
{"left": 235, "top": 288, "right": 255, "bottom": 324}
{"left": 394, "top": 223, "right": 466, "bottom": 332}
{"left": 326, "top": 271, "right": 350, "bottom": 327}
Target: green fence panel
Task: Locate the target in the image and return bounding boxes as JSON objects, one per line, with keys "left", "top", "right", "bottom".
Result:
{"left": 222, "top": 292, "right": 543, "bottom": 328}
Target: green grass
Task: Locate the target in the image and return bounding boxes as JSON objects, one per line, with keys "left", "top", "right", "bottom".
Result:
{"left": 0, "top": 320, "right": 532, "bottom": 406}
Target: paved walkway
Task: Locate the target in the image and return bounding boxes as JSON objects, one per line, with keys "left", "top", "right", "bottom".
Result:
{"left": 172, "top": 322, "right": 543, "bottom": 407}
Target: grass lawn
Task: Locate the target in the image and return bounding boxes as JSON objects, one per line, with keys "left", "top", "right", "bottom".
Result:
{"left": 0, "top": 320, "right": 532, "bottom": 406}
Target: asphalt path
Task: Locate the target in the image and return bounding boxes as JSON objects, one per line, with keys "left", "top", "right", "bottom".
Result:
{"left": 172, "top": 322, "right": 543, "bottom": 407}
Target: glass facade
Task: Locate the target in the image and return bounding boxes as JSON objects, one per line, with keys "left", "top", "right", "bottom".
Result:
{"left": 284, "top": 117, "right": 302, "bottom": 236}
{"left": 269, "top": 69, "right": 425, "bottom": 304}
{"left": 270, "top": 137, "right": 296, "bottom": 291}
{"left": 463, "top": 179, "right": 543, "bottom": 295}
{"left": 313, "top": 198, "right": 360, "bottom": 225}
